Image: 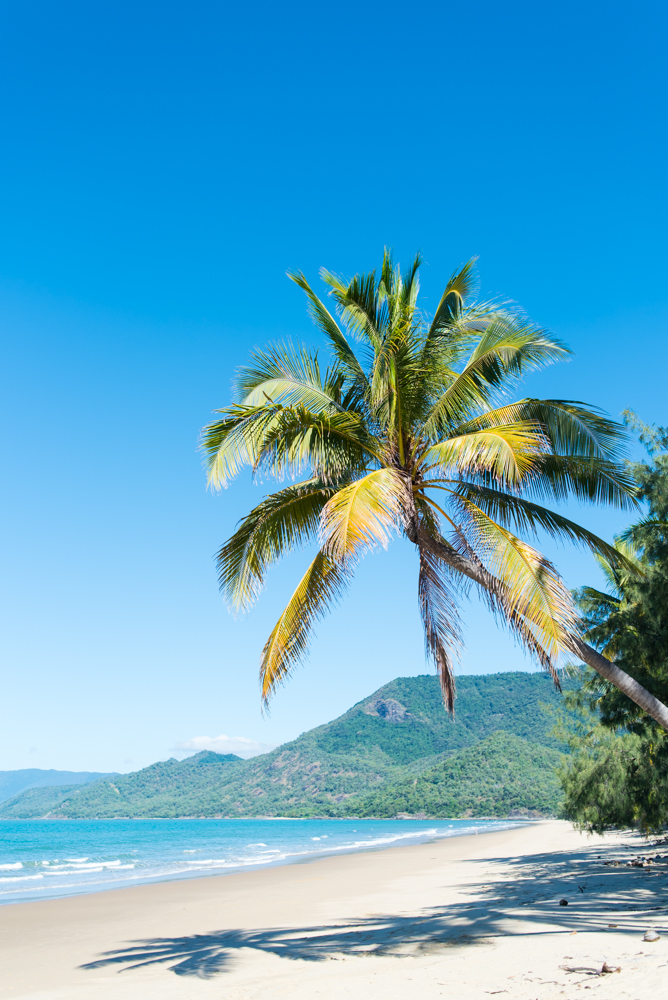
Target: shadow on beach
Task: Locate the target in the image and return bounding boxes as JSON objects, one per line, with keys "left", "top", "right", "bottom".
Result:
{"left": 80, "top": 844, "right": 668, "bottom": 980}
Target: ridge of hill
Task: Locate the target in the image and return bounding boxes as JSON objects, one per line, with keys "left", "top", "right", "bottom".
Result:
{"left": 0, "top": 768, "right": 117, "bottom": 803}
{"left": 0, "top": 672, "right": 570, "bottom": 819}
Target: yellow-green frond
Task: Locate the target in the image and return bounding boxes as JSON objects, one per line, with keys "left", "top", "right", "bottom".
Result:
{"left": 420, "top": 424, "right": 547, "bottom": 486}
{"left": 319, "top": 468, "right": 407, "bottom": 564}
{"left": 455, "top": 496, "right": 578, "bottom": 662}
{"left": 260, "top": 551, "right": 350, "bottom": 705}
{"left": 419, "top": 319, "right": 571, "bottom": 438}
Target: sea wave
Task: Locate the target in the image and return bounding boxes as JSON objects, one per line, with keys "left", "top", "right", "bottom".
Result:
{"left": 0, "top": 817, "right": 521, "bottom": 904}
{"left": 0, "top": 874, "right": 45, "bottom": 883}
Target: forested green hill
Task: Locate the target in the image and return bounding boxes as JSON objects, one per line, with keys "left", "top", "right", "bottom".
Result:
{"left": 354, "top": 732, "right": 564, "bottom": 818}
{"left": 0, "top": 672, "right": 570, "bottom": 819}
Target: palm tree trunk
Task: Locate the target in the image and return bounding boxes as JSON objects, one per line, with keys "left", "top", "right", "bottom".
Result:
{"left": 418, "top": 531, "right": 668, "bottom": 733}
{"left": 562, "top": 636, "right": 668, "bottom": 730}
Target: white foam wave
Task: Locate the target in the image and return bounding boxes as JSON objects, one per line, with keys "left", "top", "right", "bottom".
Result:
{"left": 0, "top": 873, "right": 44, "bottom": 882}
{"left": 0, "top": 863, "right": 22, "bottom": 870}
{"left": 37, "top": 860, "right": 123, "bottom": 871}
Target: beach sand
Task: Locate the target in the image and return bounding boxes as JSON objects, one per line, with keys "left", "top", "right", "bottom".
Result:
{"left": 1, "top": 820, "right": 666, "bottom": 999}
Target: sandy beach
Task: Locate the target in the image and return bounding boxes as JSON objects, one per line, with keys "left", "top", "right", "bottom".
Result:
{"left": 1, "top": 820, "right": 666, "bottom": 999}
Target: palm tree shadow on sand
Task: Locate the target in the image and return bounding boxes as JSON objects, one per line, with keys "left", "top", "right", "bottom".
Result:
{"left": 80, "top": 848, "right": 667, "bottom": 979}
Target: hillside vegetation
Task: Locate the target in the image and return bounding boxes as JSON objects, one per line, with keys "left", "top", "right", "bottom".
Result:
{"left": 0, "top": 673, "right": 569, "bottom": 819}
{"left": 354, "top": 732, "right": 564, "bottom": 818}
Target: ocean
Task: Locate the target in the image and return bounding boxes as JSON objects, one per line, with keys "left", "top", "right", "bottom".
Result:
{"left": 0, "top": 817, "right": 522, "bottom": 904}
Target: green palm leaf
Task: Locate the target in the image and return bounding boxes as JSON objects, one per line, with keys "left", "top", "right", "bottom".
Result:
{"left": 452, "top": 494, "right": 579, "bottom": 663}
{"left": 236, "top": 343, "right": 345, "bottom": 413}
{"left": 446, "top": 481, "right": 635, "bottom": 569}
{"left": 286, "top": 271, "right": 370, "bottom": 399}
{"left": 217, "top": 479, "right": 338, "bottom": 611}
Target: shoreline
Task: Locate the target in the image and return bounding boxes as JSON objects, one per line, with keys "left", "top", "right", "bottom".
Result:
{"left": 0, "top": 816, "right": 525, "bottom": 907}
{"left": 3, "top": 820, "right": 667, "bottom": 999}
{"left": 0, "top": 812, "right": 549, "bottom": 819}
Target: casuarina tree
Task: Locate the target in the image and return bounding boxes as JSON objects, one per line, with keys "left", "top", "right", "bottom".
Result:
{"left": 202, "top": 253, "right": 668, "bottom": 729}
{"left": 562, "top": 416, "right": 668, "bottom": 830}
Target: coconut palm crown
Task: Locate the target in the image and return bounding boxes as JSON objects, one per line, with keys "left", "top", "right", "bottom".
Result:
{"left": 202, "top": 252, "right": 639, "bottom": 712}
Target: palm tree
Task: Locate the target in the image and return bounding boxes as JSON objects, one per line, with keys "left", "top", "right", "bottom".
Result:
{"left": 202, "top": 252, "right": 668, "bottom": 730}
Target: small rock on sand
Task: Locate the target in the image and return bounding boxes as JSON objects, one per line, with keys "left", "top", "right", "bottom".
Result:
{"left": 643, "top": 930, "right": 660, "bottom": 942}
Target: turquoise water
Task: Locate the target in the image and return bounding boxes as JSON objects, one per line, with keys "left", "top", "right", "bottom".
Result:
{"left": 0, "top": 818, "right": 521, "bottom": 904}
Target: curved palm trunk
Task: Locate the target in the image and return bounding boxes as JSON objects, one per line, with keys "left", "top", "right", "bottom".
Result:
{"left": 563, "top": 636, "right": 668, "bottom": 731}
{"left": 418, "top": 531, "right": 668, "bottom": 733}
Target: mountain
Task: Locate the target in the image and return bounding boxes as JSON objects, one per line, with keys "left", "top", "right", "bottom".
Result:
{"left": 0, "top": 768, "right": 117, "bottom": 803}
{"left": 353, "top": 731, "right": 565, "bottom": 818}
{"left": 0, "top": 672, "right": 570, "bottom": 819}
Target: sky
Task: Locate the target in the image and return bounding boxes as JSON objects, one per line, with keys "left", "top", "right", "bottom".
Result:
{"left": 1, "top": 0, "right": 667, "bottom": 773}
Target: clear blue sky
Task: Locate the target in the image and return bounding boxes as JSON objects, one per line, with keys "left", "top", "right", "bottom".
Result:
{"left": 1, "top": 0, "right": 666, "bottom": 773}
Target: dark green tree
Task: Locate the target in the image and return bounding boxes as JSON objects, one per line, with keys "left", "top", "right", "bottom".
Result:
{"left": 562, "top": 415, "right": 668, "bottom": 832}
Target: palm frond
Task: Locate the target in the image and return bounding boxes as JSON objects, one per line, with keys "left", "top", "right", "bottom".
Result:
{"left": 420, "top": 423, "right": 547, "bottom": 486}
{"left": 401, "top": 251, "right": 423, "bottom": 304}
{"left": 250, "top": 405, "right": 381, "bottom": 481}
{"left": 216, "top": 479, "right": 337, "bottom": 611}
{"left": 202, "top": 404, "right": 284, "bottom": 488}
{"left": 204, "top": 403, "right": 382, "bottom": 486}
{"left": 236, "top": 343, "right": 344, "bottom": 414}
{"left": 321, "top": 269, "right": 384, "bottom": 349}
{"left": 577, "top": 584, "right": 622, "bottom": 609}
{"left": 427, "top": 257, "right": 479, "bottom": 338}
{"left": 510, "top": 400, "right": 627, "bottom": 460}
{"left": 319, "top": 468, "right": 408, "bottom": 564}
{"left": 467, "top": 316, "right": 570, "bottom": 374}
{"left": 522, "top": 455, "right": 638, "bottom": 508}
{"left": 260, "top": 551, "right": 350, "bottom": 706}
{"left": 417, "top": 543, "right": 462, "bottom": 711}
{"left": 453, "top": 495, "right": 579, "bottom": 665}
{"left": 447, "top": 481, "right": 638, "bottom": 571}
{"left": 417, "top": 522, "right": 562, "bottom": 682}
{"left": 419, "top": 319, "right": 571, "bottom": 438}
{"left": 286, "top": 272, "right": 370, "bottom": 398}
